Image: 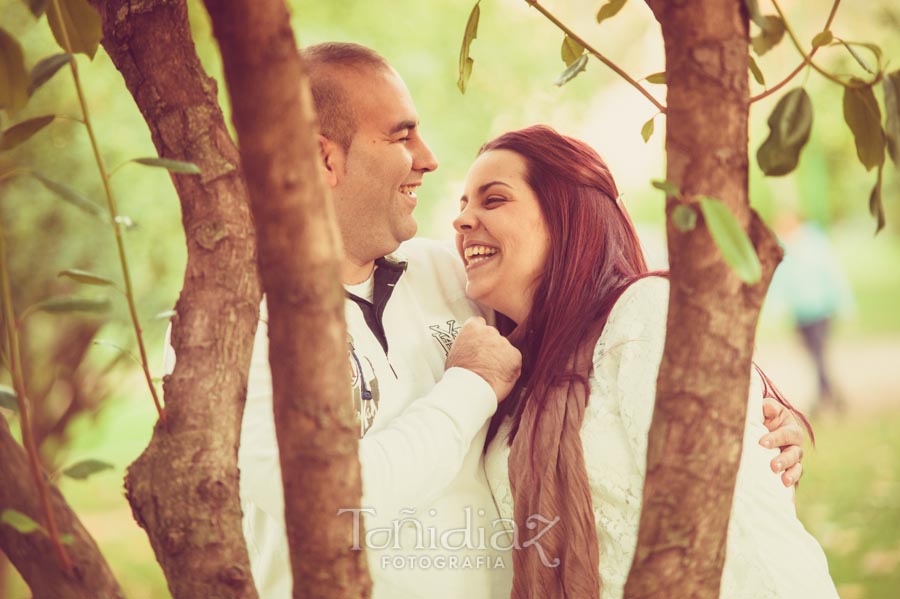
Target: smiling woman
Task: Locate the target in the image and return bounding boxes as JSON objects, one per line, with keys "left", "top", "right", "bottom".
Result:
{"left": 468, "top": 125, "right": 838, "bottom": 599}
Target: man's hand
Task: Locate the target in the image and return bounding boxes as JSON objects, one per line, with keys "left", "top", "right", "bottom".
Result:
{"left": 446, "top": 317, "right": 521, "bottom": 401}
{"left": 759, "top": 397, "right": 805, "bottom": 487}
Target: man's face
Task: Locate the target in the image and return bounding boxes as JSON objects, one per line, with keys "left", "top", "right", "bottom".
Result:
{"left": 330, "top": 68, "right": 438, "bottom": 268}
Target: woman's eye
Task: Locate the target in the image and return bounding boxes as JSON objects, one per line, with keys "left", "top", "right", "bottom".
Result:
{"left": 484, "top": 196, "right": 506, "bottom": 206}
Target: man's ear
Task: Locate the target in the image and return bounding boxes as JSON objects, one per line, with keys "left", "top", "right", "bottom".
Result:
{"left": 318, "top": 134, "right": 343, "bottom": 188}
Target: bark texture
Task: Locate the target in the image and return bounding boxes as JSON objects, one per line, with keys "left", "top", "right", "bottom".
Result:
{"left": 89, "top": 1, "right": 262, "bottom": 597}
{"left": 0, "top": 416, "right": 124, "bottom": 599}
{"left": 625, "top": 1, "right": 782, "bottom": 597}
{"left": 202, "top": 1, "right": 370, "bottom": 597}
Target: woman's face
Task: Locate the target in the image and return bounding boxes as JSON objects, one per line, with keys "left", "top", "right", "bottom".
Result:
{"left": 454, "top": 149, "right": 551, "bottom": 324}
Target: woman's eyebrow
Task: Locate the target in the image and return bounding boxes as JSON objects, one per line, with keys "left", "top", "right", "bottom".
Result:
{"left": 478, "top": 180, "right": 513, "bottom": 194}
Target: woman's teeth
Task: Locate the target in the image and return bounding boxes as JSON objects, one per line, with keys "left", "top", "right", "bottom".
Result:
{"left": 464, "top": 245, "right": 499, "bottom": 265}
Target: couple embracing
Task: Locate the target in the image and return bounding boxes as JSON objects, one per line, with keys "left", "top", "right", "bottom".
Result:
{"left": 235, "top": 42, "right": 838, "bottom": 599}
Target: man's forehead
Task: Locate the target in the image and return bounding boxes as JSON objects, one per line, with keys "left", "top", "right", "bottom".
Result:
{"left": 341, "top": 68, "right": 419, "bottom": 133}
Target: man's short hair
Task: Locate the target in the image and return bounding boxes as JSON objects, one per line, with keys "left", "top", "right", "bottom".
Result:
{"left": 301, "top": 43, "right": 392, "bottom": 151}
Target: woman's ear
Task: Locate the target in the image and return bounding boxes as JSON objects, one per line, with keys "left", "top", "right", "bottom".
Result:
{"left": 318, "top": 134, "right": 343, "bottom": 188}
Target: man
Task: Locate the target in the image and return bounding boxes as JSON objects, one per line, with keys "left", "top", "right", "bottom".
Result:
{"left": 239, "top": 43, "right": 519, "bottom": 599}
{"left": 237, "top": 42, "right": 806, "bottom": 598}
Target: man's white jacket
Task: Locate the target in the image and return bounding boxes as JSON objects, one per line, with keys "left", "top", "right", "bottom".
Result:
{"left": 239, "top": 239, "right": 512, "bottom": 598}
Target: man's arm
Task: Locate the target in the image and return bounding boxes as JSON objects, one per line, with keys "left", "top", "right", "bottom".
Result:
{"left": 358, "top": 316, "right": 520, "bottom": 516}
{"left": 239, "top": 313, "right": 520, "bottom": 522}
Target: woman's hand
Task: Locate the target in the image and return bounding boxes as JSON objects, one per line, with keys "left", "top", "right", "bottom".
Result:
{"left": 759, "top": 397, "right": 805, "bottom": 487}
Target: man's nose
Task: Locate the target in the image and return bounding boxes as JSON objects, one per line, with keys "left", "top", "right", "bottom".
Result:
{"left": 413, "top": 137, "right": 438, "bottom": 173}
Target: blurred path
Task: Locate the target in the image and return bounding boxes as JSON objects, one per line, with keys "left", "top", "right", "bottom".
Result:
{"left": 755, "top": 336, "right": 900, "bottom": 414}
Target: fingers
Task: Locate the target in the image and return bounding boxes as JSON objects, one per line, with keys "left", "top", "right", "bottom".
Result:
{"left": 761, "top": 396, "right": 782, "bottom": 423}
{"left": 446, "top": 319, "right": 521, "bottom": 401}
{"left": 782, "top": 463, "right": 802, "bottom": 487}
{"left": 759, "top": 421, "right": 804, "bottom": 451}
{"left": 462, "top": 316, "right": 487, "bottom": 327}
{"left": 770, "top": 444, "right": 803, "bottom": 474}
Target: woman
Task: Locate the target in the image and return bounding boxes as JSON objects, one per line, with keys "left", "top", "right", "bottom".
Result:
{"left": 453, "top": 125, "right": 838, "bottom": 598}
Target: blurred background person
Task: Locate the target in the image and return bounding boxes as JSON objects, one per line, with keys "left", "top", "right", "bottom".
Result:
{"left": 770, "top": 212, "right": 854, "bottom": 414}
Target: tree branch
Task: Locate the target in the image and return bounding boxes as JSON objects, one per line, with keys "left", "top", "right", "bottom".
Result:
{"left": 526, "top": 0, "right": 667, "bottom": 114}
{"left": 0, "top": 416, "right": 123, "bottom": 598}
{"left": 88, "top": 0, "right": 262, "bottom": 596}
{"left": 201, "top": 0, "right": 370, "bottom": 596}
{"left": 750, "top": 0, "right": 841, "bottom": 103}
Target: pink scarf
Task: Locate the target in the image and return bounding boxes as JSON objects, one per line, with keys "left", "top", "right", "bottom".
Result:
{"left": 507, "top": 320, "right": 604, "bottom": 598}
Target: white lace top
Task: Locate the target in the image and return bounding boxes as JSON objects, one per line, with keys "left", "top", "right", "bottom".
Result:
{"left": 483, "top": 277, "right": 838, "bottom": 599}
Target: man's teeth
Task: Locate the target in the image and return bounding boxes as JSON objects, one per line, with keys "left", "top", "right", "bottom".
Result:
{"left": 464, "top": 245, "right": 499, "bottom": 264}
{"left": 400, "top": 185, "right": 417, "bottom": 196}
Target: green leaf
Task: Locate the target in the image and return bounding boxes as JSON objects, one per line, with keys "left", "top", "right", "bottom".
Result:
{"left": 23, "top": 0, "right": 51, "bottom": 18}
{"left": 596, "top": 0, "right": 627, "bottom": 24}
{"left": 1, "top": 509, "right": 45, "bottom": 535}
{"left": 843, "top": 81, "right": 885, "bottom": 171}
{"left": 28, "top": 53, "right": 73, "bottom": 95}
{"left": 775, "top": 88, "right": 813, "bottom": 146}
{"left": 57, "top": 268, "right": 115, "bottom": 287}
{"left": 743, "top": 0, "right": 768, "bottom": 31}
{"left": 645, "top": 72, "right": 666, "bottom": 85}
{"left": 640, "top": 116, "right": 655, "bottom": 143}
{"left": 883, "top": 70, "right": 900, "bottom": 167}
{"left": 29, "top": 172, "right": 106, "bottom": 219}
{"left": 811, "top": 30, "right": 833, "bottom": 48}
{"left": 131, "top": 157, "right": 201, "bottom": 175}
{"left": 751, "top": 16, "right": 785, "bottom": 56}
{"left": 0, "top": 29, "right": 29, "bottom": 115}
{"left": 756, "top": 88, "right": 813, "bottom": 176}
{"left": 153, "top": 309, "right": 177, "bottom": 320}
{"left": 33, "top": 295, "right": 111, "bottom": 314}
{"left": 62, "top": 458, "right": 114, "bottom": 480}
{"left": 0, "top": 386, "right": 18, "bottom": 412}
{"left": 561, "top": 35, "right": 584, "bottom": 68}
{"left": 698, "top": 196, "right": 762, "bottom": 284}
{"left": 869, "top": 164, "right": 885, "bottom": 234}
{"left": 672, "top": 204, "right": 697, "bottom": 232}
{"left": 554, "top": 53, "right": 588, "bottom": 87}
{"left": 838, "top": 41, "right": 881, "bottom": 75}
{"left": 748, "top": 56, "right": 765, "bottom": 86}
{"left": 457, "top": 1, "right": 480, "bottom": 94}
{"left": 0, "top": 115, "right": 55, "bottom": 152}
{"left": 651, "top": 179, "right": 681, "bottom": 198}
{"left": 46, "top": 0, "right": 102, "bottom": 60}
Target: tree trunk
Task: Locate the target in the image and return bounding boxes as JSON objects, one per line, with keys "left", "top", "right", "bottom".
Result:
{"left": 0, "top": 416, "right": 123, "bottom": 598}
{"left": 201, "top": 1, "right": 370, "bottom": 597}
{"left": 625, "top": 1, "right": 782, "bottom": 597}
{"left": 89, "top": 1, "right": 262, "bottom": 597}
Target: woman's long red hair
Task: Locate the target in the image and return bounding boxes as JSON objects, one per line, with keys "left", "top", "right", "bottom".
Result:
{"left": 482, "top": 124, "right": 812, "bottom": 446}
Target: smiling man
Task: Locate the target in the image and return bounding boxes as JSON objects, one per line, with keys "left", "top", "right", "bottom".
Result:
{"left": 238, "top": 43, "right": 521, "bottom": 599}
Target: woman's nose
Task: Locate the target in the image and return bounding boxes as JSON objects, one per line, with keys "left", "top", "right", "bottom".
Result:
{"left": 453, "top": 207, "right": 476, "bottom": 232}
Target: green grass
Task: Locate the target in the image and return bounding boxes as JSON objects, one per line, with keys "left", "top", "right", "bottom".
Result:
{"left": 796, "top": 409, "right": 900, "bottom": 598}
